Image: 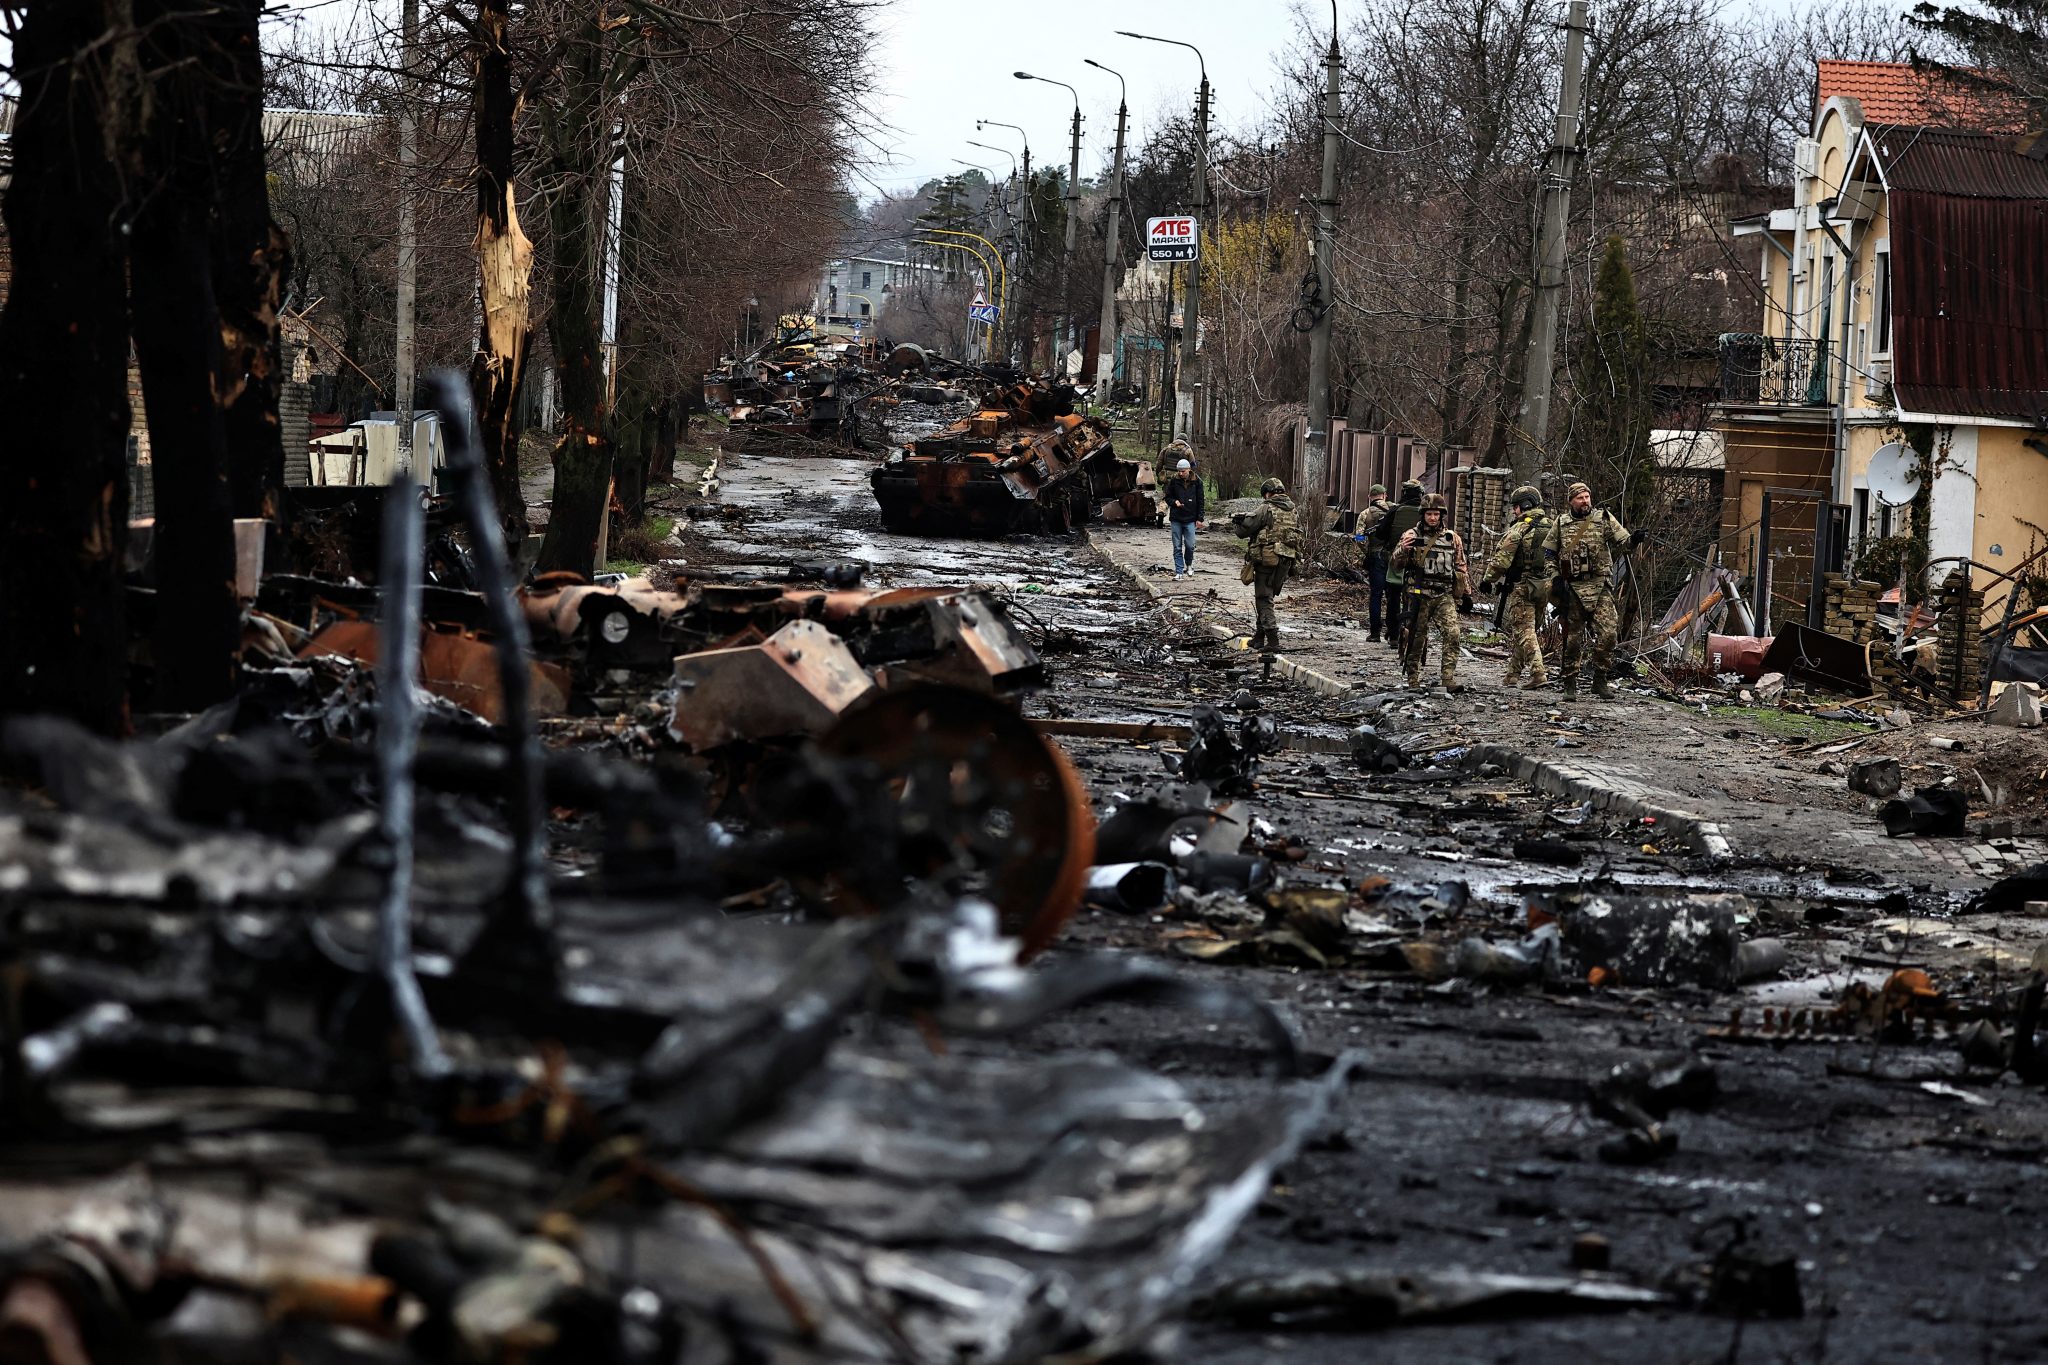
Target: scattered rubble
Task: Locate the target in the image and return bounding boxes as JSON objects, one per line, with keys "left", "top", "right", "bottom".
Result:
{"left": 870, "top": 379, "right": 1155, "bottom": 536}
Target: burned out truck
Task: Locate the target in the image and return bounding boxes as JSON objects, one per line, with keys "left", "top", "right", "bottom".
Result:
{"left": 870, "top": 380, "right": 1157, "bottom": 536}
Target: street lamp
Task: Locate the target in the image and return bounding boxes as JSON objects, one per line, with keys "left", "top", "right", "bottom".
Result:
{"left": 1118, "top": 30, "right": 1210, "bottom": 440}
{"left": 1017, "top": 72, "right": 1085, "bottom": 374}
{"left": 1084, "top": 58, "right": 1129, "bottom": 397}
{"left": 963, "top": 140, "right": 1017, "bottom": 177}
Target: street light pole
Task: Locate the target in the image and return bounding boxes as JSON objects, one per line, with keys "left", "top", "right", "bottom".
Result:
{"left": 978, "top": 119, "right": 1032, "bottom": 364}
{"left": 1119, "top": 31, "right": 1207, "bottom": 441}
{"left": 1085, "top": 58, "right": 1129, "bottom": 399}
{"left": 396, "top": 0, "right": 418, "bottom": 476}
{"left": 1303, "top": 4, "right": 1342, "bottom": 524}
{"left": 1016, "top": 72, "right": 1083, "bottom": 379}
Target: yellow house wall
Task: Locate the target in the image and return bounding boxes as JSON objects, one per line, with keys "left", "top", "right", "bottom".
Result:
{"left": 1973, "top": 428, "right": 2048, "bottom": 578}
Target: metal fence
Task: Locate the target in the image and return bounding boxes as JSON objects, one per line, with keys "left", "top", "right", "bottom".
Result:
{"left": 1719, "top": 334, "right": 1830, "bottom": 406}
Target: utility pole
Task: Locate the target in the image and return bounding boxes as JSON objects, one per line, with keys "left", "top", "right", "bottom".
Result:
{"left": 1016, "top": 145, "right": 1031, "bottom": 366}
{"left": 1511, "top": 0, "right": 1589, "bottom": 487}
{"left": 395, "top": 0, "right": 418, "bottom": 477}
{"left": 1302, "top": 4, "right": 1342, "bottom": 526}
{"left": 1087, "top": 59, "right": 1129, "bottom": 398}
{"left": 1180, "top": 75, "right": 1209, "bottom": 439}
{"left": 1061, "top": 105, "right": 1081, "bottom": 375}
{"left": 1015, "top": 72, "right": 1084, "bottom": 378}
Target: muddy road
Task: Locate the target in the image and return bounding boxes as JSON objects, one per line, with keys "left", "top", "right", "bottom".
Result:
{"left": 676, "top": 442, "right": 2048, "bottom": 1363}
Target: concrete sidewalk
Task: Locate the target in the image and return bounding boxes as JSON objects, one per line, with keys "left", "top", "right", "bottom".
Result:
{"left": 1088, "top": 520, "right": 2046, "bottom": 886}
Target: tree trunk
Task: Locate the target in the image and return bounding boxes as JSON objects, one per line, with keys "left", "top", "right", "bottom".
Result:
{"left": 1481, "top": 280, "right": 1532, "bottom": 469}
{"left": 470, "top": 0, "right": 535, "bottom": 552}
{"left": 535, "top": 23, "right": 614, "bottom": 578}
{"left": 0, "top": 0, "right": 135, "bottom": 732}
{"left": 132, "top": 0, "right": 239, "bottom": 712}
{"left": 615, "top": 390, "right": 649, "bottom": 528}
{"left": 653, "top": 398, "right": 677, "bottom": 484}
{"left": 209, "top": 0, "right": 291, "bottom": 527}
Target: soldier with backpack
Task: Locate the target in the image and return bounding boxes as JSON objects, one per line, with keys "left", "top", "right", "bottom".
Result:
{"left": 1235, "top": 477, "right": 1300, "bottom": 654}
{"left": 1375, "top": 480, "right": 1425, "bottom": 652}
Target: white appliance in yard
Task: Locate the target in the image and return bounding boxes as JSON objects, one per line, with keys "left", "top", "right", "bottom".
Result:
{"left": 310, "top": 412, "right": 447, "bottom": 488}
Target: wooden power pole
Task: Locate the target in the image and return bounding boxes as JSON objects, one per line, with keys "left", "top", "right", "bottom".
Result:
{"left": 1511, "top": 0, "right": 1589, "bottom": 487}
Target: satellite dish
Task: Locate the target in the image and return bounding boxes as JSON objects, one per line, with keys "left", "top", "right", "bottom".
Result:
{"left": 1866, "top": 442, "right": 1920, "bottom": 505}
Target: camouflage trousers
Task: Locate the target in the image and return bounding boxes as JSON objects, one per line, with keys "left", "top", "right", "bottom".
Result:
{"left": 1402, "top": 590, "right": 1460, "bottom": 687}
{"left": 1253, "top": 562, "right": 1291, "bottom": 639}
{"left": 1559, "top": 585, "right": 1619, "bottom": 675}
{"left": 1501, "top": 579, "right": 1550, "bottom": 684}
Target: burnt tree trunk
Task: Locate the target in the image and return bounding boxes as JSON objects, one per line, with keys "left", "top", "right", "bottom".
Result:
{"left": 535, "top": 22, "right": 614, "bottom": 577}
{"left": 653, "top": 398, "right": 677, "bottom": 484}
{"left": 209, "top": 0, "right": 292, "bottom": 527}
{"left": 615, "top": 388, "right": 649, "bottom": 527}
{"left": 0, "top": 0, "right": 136, "bottom": 732}
{"left": 469, "top": 0, "right": 535, "bottom": 551}
{"left": 131, "top": 0, "right": 240, "bottom": 711}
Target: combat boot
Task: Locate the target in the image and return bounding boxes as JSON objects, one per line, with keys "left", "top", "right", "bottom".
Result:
{"left": 1523, "top": 670, "right": 1549, "bottom": 691}
{"left": 1562, "top": 673, "right": 1579, "bottom": 701}
{"left": 1368, "top": 627, "right": 1381, "bottom": 642}
{"left": 1592, "top": 673, "right": 1616, "bottom": 701}
{"left": 1405, "top": 670, "right": 1423, "bottom": 689}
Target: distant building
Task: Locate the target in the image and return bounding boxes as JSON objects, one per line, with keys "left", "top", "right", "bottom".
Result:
{"left": 813, "top": 256, "right": 948, "bottom": 332}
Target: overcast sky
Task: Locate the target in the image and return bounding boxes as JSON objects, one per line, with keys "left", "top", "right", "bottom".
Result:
{"left": 858, "top": 0, "right": 1323, "bottom": 203}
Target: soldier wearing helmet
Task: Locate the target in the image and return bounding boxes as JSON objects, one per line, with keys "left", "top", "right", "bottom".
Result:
{"left": 1479, "top": 484, "right": 1555, "bottom": 690}
{"left": 1376, "top": 479, "right": 1427, "bottom": 653}
{"left": 1389, "top": 491, "right": 1473, "bottom": 692}
{"left": 1540, "top": 480, "right": 1637, "bottom": 700}
{"left": 1350, "top": 482, "right": 1396, "bottom": 642}
{"left": 1235, "top": 476, "right": 1300, "bottom": 653}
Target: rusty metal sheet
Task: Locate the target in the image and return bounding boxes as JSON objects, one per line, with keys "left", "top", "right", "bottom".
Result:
{"left": 1758, "top": 622, "right": 1871, "bottom": 695}
{"left": 299, "top": 619, "right": 571, "bottom": 722}
{"left": 669, "top": 619, "right": 877, "bottom": 750}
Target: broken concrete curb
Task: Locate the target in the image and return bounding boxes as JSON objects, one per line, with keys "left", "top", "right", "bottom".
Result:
{"left": 1459, "top": 741, "right": 1735, "bottom": 860}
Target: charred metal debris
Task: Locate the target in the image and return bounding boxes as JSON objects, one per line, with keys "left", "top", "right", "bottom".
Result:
{"left": 871, "top": 378, "right": 1157, "bottom": 536}
{"left": 0, "top": 373, "right": 1367, "bottom": 1365}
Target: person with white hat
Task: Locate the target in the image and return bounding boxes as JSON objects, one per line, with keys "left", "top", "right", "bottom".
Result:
{"left": 1162, "top": 443, "right": 1205, "bottom": 580}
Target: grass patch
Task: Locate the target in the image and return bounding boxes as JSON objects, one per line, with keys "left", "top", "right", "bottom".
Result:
{"left": 605, "top": 558, "right": 648, "bottom": 576}
{"left": 1704, "top": 704, "right": 1869, "bottom": 743}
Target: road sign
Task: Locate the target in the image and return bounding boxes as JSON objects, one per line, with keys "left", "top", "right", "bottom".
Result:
{"left": 1146, "top": 215, "right": 1199, "bottom": 262}
{"left": 969, "top": 303, "right": 998, "bottom": 325}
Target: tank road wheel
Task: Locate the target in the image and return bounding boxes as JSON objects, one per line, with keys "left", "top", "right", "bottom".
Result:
{"left": 817, "top": 686, "right": 1095, "bottom": 958}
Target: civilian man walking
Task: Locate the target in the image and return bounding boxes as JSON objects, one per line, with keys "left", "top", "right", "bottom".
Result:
{"left": 1163, "top": 448, "right": 1205, "bottom": 580}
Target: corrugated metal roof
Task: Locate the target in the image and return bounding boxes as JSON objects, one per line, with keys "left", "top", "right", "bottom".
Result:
{"left": 1871, "top": 127, "right": 2048, "bottom": 198}
{"left": 1891, "top": 189, "right": 2048, "bottom": 422}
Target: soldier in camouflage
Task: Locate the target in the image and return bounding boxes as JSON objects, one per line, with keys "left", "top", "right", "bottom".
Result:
{"left": 1237, "top": 477, "right": 1299, "bottom": 653}
{"left": 1389, "top": 492, "right": 1473, "bottom": 691}
{"left": 1479, "top": 485, "right": 1554, "bottom": 689}
{"left": 1540, "top": 480, "right": 1637, "bottom": 700}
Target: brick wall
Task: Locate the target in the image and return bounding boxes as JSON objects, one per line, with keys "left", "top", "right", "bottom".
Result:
{"left": 282, "top": 344, "right": 313, "bottom": 486}
{"left": 127, "top": 359, "right": 154, "bottom": 519}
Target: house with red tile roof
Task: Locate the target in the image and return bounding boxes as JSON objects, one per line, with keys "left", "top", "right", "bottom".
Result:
{"left": 1712, "top": 60, "right": 2048, "bottom": 631}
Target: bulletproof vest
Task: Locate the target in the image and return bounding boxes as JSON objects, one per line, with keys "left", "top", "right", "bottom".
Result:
{"left": 1415, "top": 528, "right": 1459, "bottom": 589}
{"left": 1510, "top": 512, "right": 1551, "bottom": 578}
{"left": 1378, "top": 502, "right": 1421, "bottom": 549}
{"left": 1558, "top": 510, "right": 1616, "bottom": 582}
{"left": 1254, "top": 501, "right": 1300, "bottom": 565}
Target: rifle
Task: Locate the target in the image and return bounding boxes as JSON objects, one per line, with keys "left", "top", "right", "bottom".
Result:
{"left": 1400, "top": 584, "right": 1425, "bottom": 668}
{"left": 1493, "top": 567, "right": 1522, "bottom": 633}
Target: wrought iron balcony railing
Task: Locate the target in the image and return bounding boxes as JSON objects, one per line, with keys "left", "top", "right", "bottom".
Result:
{"left": 1718, "top": 333, "right": 1830, "bottom": 406}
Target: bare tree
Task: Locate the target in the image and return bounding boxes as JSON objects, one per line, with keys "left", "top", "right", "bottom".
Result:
{"left": 0, "top": 0, "right": 136, "bottom": 732}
